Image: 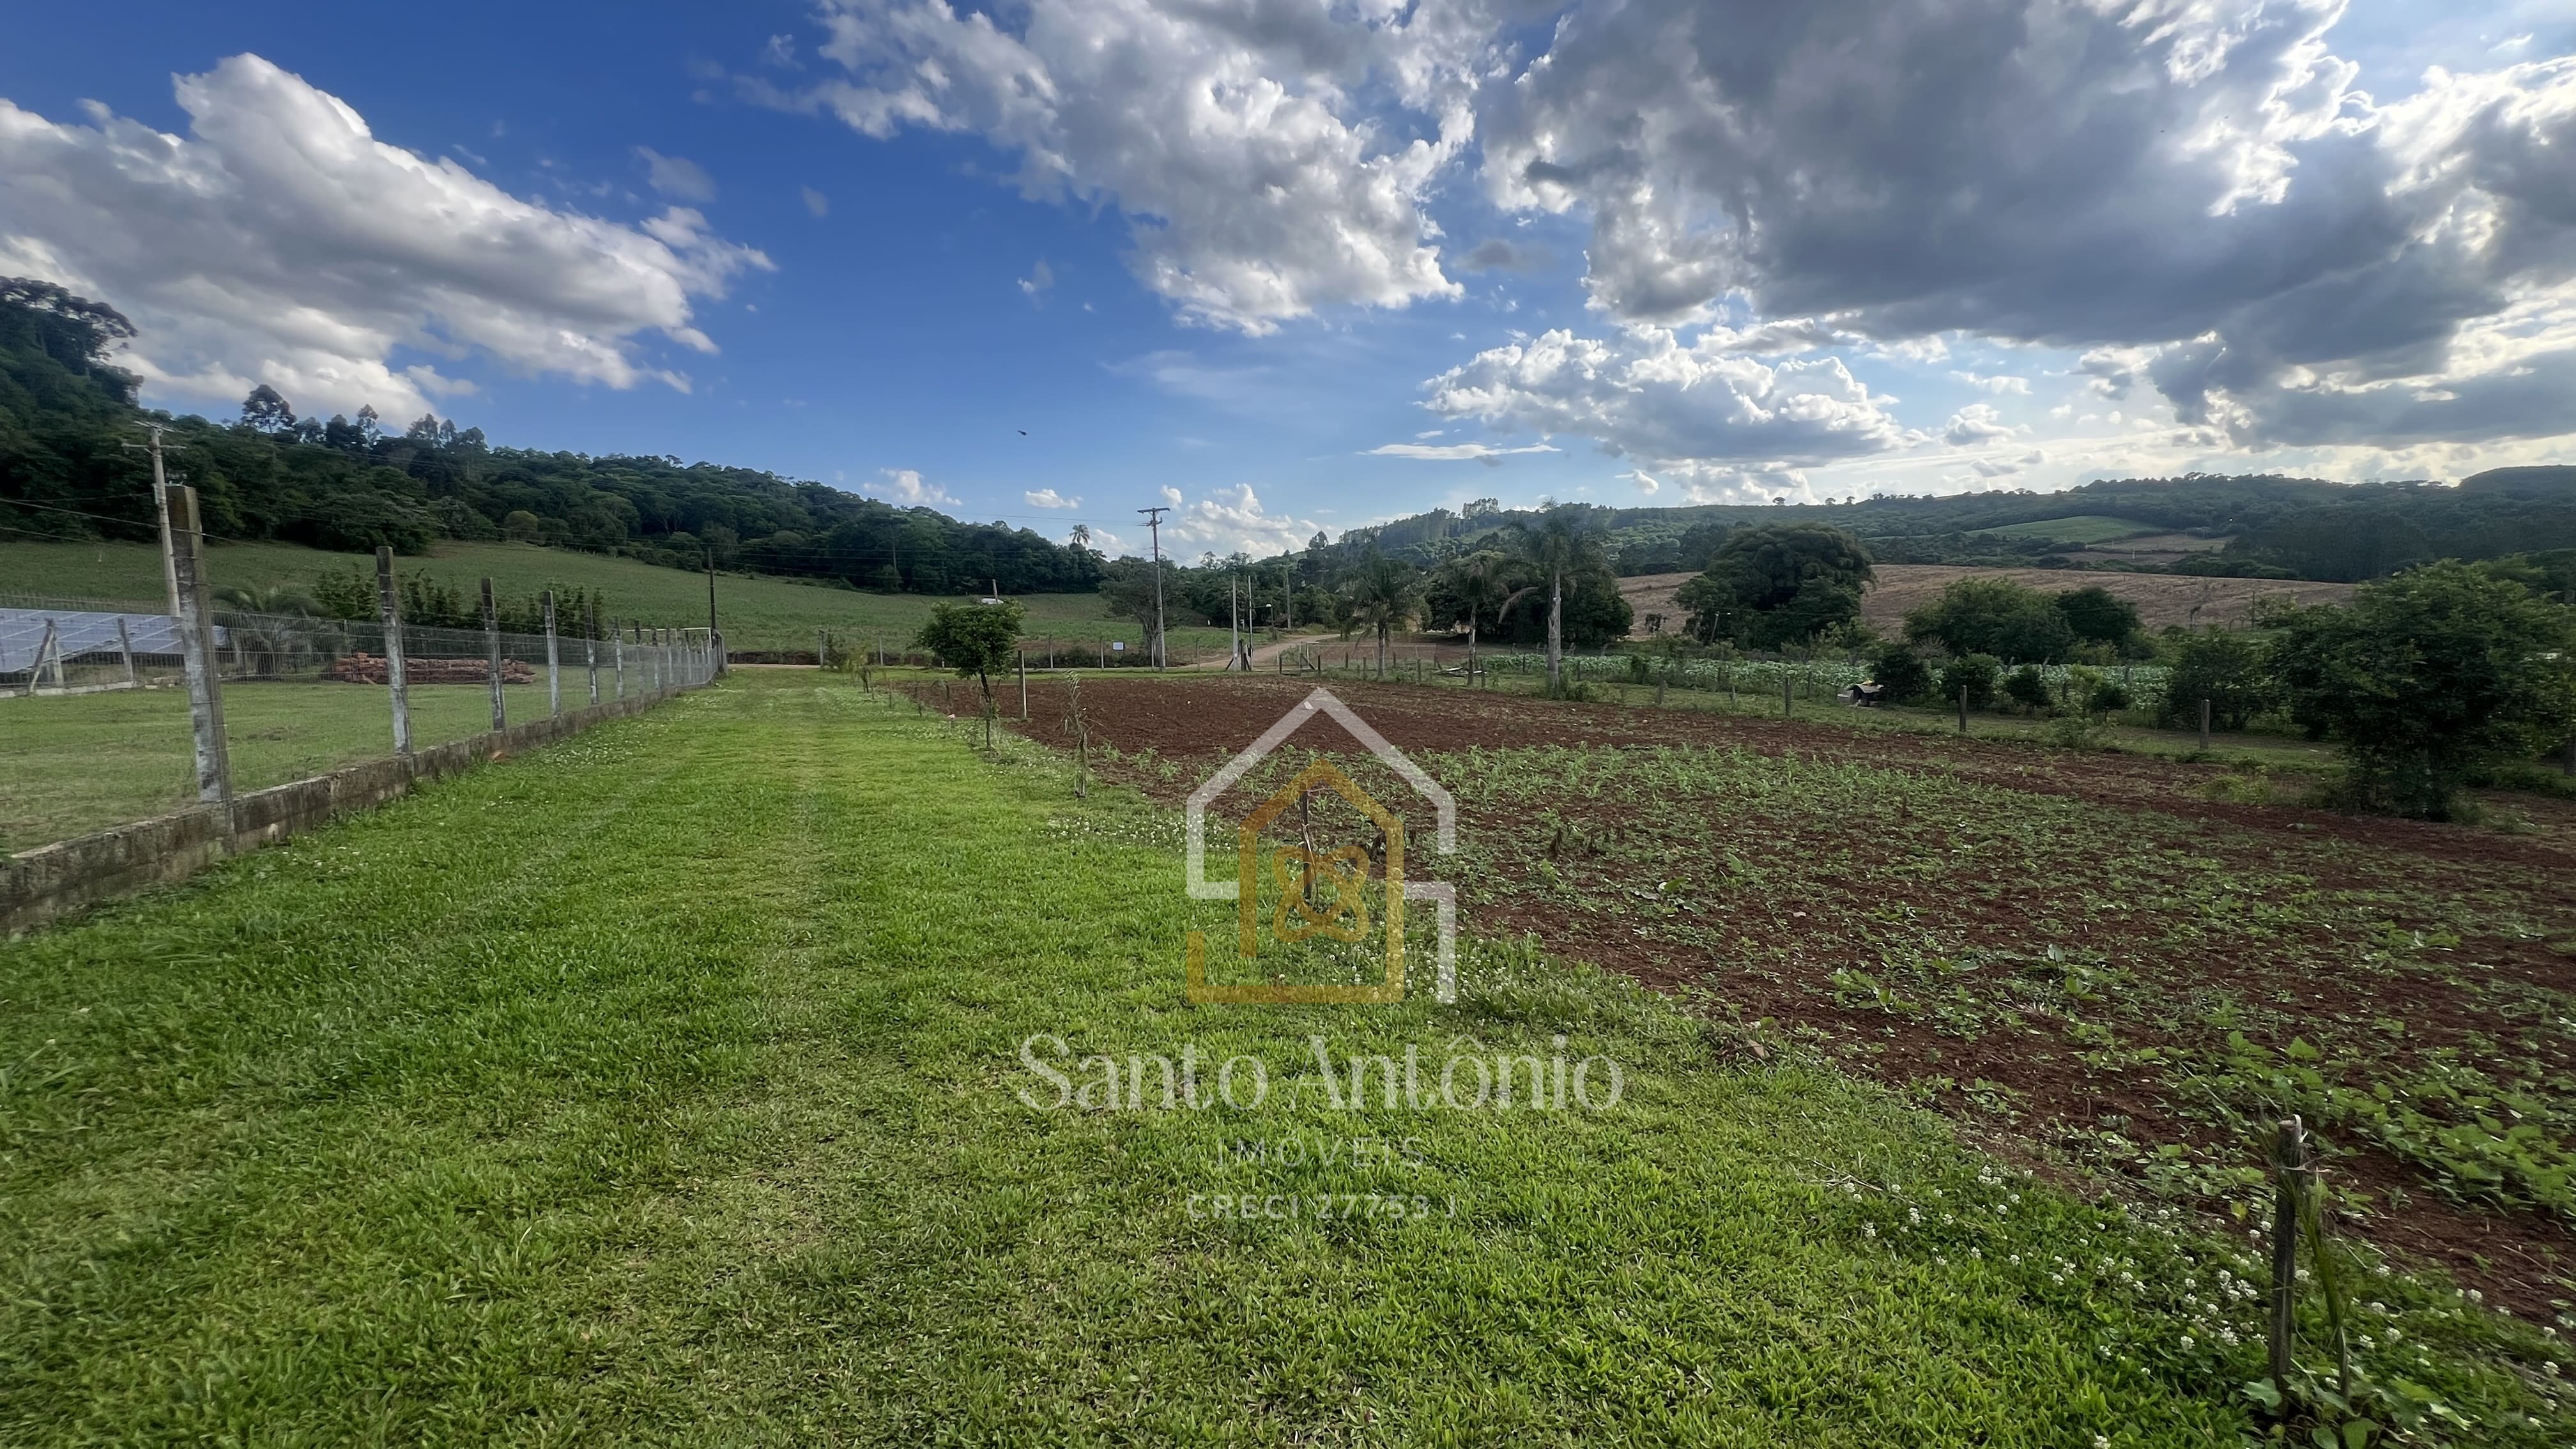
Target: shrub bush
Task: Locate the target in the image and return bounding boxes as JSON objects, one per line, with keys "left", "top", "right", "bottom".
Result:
{"left": 1939, "top": 653, "right": 2000, "bottom": 710}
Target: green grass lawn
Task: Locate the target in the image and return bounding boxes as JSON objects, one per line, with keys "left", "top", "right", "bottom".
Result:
{"left": 1970, "top": 515, "right": 2164, "bottom": 544}
{"left": 2, "top": 672, "right": 2564, "bottom": 1443}
{"left": 0, "top": 536, "right": 1234, "bottom": 654}
{"left": 2, "top": 681, "right": 569, "bottom": 852}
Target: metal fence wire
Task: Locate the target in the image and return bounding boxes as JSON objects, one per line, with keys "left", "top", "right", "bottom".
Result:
{"left": 3, "top": 583, "right": 715, "bottom": 852}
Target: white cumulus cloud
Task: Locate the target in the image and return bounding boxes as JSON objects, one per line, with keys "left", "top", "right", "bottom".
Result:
{"left": 1166, "top": 483, "right": 1319, "bottom": 555}
{"left": 0, "top": 54, "right": 769, "bottom": 420}
{"left": 1023, "top": 487, "right": 1082, "bottom": 508}
{"left": 871, "top": 468, "right": 959, "bottom": 507}
{"left": 781, "top": 0, "right": 1470, "bottom": 334}
{"left": 1419, "top": 326, "right": 1910, "bottom": 477}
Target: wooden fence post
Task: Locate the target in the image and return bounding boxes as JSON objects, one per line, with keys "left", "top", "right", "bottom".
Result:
{"left": 543, "top": 590, "right": 562, "bottom": 718}
{"left": 165, "top": 484, "right": 233, "bottom": 802}
{"left": 376, "top": 547, "right": 411, "bottom": 756}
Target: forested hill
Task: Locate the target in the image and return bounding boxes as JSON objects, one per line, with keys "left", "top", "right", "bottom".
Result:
{"left": 1341, "top": 470, "right": 2576, "bottom": 584}
{"left": 0, "top": 279, "right": 1105, "bottom": 596}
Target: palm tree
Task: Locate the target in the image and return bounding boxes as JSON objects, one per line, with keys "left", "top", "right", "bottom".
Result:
{"left": 1508, "top": 505, "right": 1607, "bottom": 696}
{"left": 212, "top": 583, "right": 327, "bottom": 678}
{"left": 1338, "top": 553, "right": 1422, "bottom": 679}
{"left": 1437, "top": 549, "right": 1533, "bottom": 686}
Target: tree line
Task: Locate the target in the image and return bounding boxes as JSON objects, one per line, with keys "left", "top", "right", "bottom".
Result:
{"left": 0, "top": 279, "right": 1105, "bottom": 597}
{"left": 1337, "top": 471, "right": 2576, "bottom": 585}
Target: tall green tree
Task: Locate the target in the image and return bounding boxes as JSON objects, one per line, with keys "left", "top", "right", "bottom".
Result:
{"left": 2267, "top": 562, "right": 2576, "bottom": 818}
{"left": 1339, "top": 553, "right": 1423, "bottom": 678}
{"left": 1510, "top": 505, "right": 1611, "bottom": 694}
{"left": 1431, "top": 548, "right": 1533, "bottom": 683}
{"left": 1905, "top": 577, "right": 2077, "bottom": 662}
{"left": 1676, "top": 524, "right": 1873, "bottom": 650}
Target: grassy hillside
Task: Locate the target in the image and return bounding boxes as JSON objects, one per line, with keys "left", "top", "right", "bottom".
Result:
{"left": 1971, "top": 514, "right": 2161, "bottom": 544}
{"left": 0, "top": 537, "right": 1230, "bottom": 654}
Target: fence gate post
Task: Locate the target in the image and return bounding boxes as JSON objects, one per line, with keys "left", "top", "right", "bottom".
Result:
{"left": 542, "top": 590, "right": 562, "bottom": 717}
{"left": 376, "top": 547, "right": 411, "bottom": 756}
{"left": 585, "top": 599, "right": 600, "bottom": 706}
{"left": 115, "top": 615, "right": 137, "bottom": 687}
{"left": 482, "top": 577, "right": 506, "bottom": 730}
{"left": 165, "top": 484, "right": 233, "bottom": 802}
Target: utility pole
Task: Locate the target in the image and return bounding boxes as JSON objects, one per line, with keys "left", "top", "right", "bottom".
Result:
{"left": 1137, "top": 505, "right": 1169, "bottom": 671}
{"left": 124, "top": 424, "right": 183, "bottom": 618}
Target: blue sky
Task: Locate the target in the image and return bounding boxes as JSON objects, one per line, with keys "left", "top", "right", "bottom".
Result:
{"left": 4, "top": 1, "right": 2573, "bottom": 558}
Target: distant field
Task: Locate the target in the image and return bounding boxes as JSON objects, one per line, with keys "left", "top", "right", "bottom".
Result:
{"left": 1618, "top": 565, "right": 2355, "bottom": 636}
{"left": 1968, "top": 514, "right": 2161, "bottom": 544}
{"left": 0, "top": 538, "right": 1230, "bottom": 654}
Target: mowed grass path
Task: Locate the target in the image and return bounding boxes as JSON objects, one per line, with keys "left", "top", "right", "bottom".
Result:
{"left": 3, "top": 675, "right": 2560, "bottom": 1443}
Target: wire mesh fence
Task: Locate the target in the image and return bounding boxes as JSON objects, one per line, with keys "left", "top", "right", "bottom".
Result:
{"left": 2, "top": 586, "right": 715, "bottom": 854}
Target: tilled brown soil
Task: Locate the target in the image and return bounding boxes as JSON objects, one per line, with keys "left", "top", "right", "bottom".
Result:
{"left": 988, "top": 674, "right": 2576, "bottom": 1315}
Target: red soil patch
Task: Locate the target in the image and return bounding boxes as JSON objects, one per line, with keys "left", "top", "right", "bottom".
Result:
{"left": 992, "top": 674, "right": 2576, "bottom": 1315}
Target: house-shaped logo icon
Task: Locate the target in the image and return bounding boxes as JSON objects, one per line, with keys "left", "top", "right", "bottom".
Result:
{"left": 1183, "top": 688, "right": 1457, "bottom": 1004}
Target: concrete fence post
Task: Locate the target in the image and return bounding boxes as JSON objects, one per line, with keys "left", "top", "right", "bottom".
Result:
{"left": 481, "top": 578, "right": 506, "bottom": 731}
{"left": 818, "top": 629, "right": 829, "bottom": 670}
{"left": 1958, "top": 685, "right": 1969, "bottom": 733}
{"left": 375, "top": 546, "right": 411, "bottom": 756}
{"left": 115, "top": 615, "right": 137, "bottom": 687}
{"left": 1018, "top": 648, "right": 1029, "bottom": 720}
{"left": 611, "top": 617, "right": 625, "bottom": 700}
{"left": 2200, "top": 696, "right": 2212, "bottom": 751}
{"left": 1782, "top": 673, "right": 1793, "bottom": 717}
{"left": 585, "top": 598, "right": 600, "bottom": 706}
{"left": 542, "top": 590, "right": 561, "bottom": 717}
{"left": 165, "top": 484, "right": 232, "bottom": 803}
{"left": 22, "top": 619, "right": 58, "bottom": 695}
